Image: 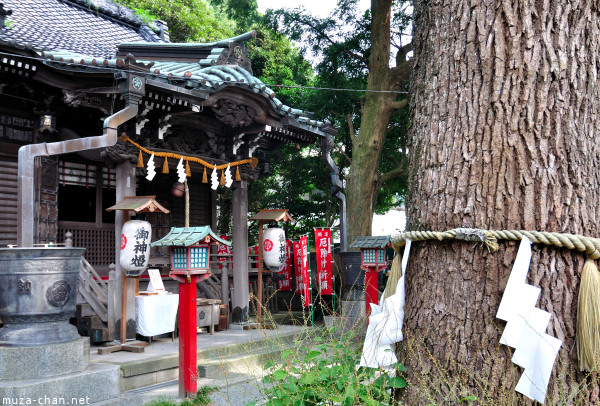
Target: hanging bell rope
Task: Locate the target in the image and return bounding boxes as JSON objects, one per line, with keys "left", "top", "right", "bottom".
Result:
{"left": 387, "top": 227, "right": 600, "bottom": 372}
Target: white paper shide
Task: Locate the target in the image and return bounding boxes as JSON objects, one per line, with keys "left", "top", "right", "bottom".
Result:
{"left": 496, "top": 238, "right": 562, "bottom": 404}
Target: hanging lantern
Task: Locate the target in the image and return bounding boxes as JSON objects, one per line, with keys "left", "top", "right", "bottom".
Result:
{"left": 120, "top": 220, "right": 152, "bottom": 276}
{"left": 38, "top": 115, "right": 57, "bottom": 134}
{"left": 263, "top": 226, "right": 286, "bottom": 272}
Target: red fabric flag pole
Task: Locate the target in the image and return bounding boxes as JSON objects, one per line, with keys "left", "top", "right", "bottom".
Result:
{"left": 277, "top": 240, "right": 292, "bottom": 291}
{"left": 314, "top": 228, "right": 334, "bottom": 295}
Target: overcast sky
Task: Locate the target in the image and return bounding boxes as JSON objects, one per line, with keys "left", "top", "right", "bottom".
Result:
{"left": 256, "top": 0, "right": 370, "bottom": 17}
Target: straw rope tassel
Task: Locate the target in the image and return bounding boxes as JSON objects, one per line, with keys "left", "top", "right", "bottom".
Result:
{"left": 162, "top": 156, "right": 169, "bottom": 174}
{"left": 220, "top": 169, "right": 226, "bottom": 186}
{"left": 136, "top": 150, "right": 144, "bottom": 168}
{"left": 576, "top": 257, "right": 600, "bottom": 371}
{"left": 185, "top": 160, "right": 192, "bottom": 177}
{"left": 235, "top": 166, "right": 241, "bottom": 181}
{"left": 382, "top": 252, "right": 403, "bottom": 301}
{"left": 202, "top": 166, "right": 208, "bottom": 183}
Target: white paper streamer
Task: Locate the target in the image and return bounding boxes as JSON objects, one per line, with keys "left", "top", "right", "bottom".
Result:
{"left": 499, "top": 284, "right": 540, "bottom": 348}
{"left": 496, "top": 238, "right": 562, "bottom": 404}
{"left": 176, "top": 157, "right": 186, "bottom": 183}
{"left": 211, "top": 164, "right": 218, "bottom": 190}
{"left": 145, "top": 153, "right": 156, "bottom": 181}
{"left": 515, "top": 334, "right": 562, "bottom": 404}
{"left": 225, "top": 163, "right": 233, "bottom": 188}
{"left": 497, "top": 237, "right": 532, "bottom": 321}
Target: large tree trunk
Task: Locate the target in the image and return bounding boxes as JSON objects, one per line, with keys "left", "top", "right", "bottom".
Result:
{"left": 403, "top": 0, "right": 600, "bottom": 403}
{"left": 346, "top": 0, "right": 398, "bottom": 245}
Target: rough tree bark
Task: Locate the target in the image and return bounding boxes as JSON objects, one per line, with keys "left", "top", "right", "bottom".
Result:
{"left": 402, "top": 0, "right": 600, "bottom": 403}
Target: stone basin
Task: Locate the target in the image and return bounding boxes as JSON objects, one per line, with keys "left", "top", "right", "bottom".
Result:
{"left": 0, "top": 247, "right": 85, "bottom": 346}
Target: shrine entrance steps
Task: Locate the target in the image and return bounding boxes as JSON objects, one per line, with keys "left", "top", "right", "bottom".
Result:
{"left": 89, "top": 324, "right": 318, "bottom": 405}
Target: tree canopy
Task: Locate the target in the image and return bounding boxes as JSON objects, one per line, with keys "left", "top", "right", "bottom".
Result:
{"left": 113, "top": 0, "right": 235, "bottom": 42}
{"left": 265, "top": 0, "right": 413, "bottom": 243}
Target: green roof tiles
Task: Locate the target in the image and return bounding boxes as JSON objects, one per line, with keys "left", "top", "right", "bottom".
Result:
{"left": 150, "top": 226, "right": 230, "bottom": 247}
{"left": 349, "top": 236, "right": 391, "bottom": 249}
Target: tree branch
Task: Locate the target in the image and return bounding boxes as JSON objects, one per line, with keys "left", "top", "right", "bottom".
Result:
{"left": 391, "top": 99, "right": 408, "bottom": 110}
{"left": 346, "top": 113, "right": 355, "bottom": 138}
{"left": 337, "top": 145, "right": 352, "bottom": 165}
{"left": 317, "top": 32, "right": 368, "bottom": 66}
{"left": 396, "top": 41, "right": 413, "bottom": 65}
{"left": 378, "top": 166, "right": 408, "bottom": 185}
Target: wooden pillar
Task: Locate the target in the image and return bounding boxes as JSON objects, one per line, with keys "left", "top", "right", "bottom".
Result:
{"left": 256, "top": 220, "right": 264, "bottom": 323}
{"left": 221, "top": 264, "right": 229, "bottom": 306}
{"left": 114, "top": 160, "right": 137, "bottom": 340}
{"left": 231, "top": 180, "right": 249, "bottom": 322}
{"left": 178, "top": 275, "right": 199, "bottom": 397}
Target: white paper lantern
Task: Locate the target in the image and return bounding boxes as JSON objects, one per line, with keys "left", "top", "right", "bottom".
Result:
{"left": 120, "top": 220, "right": 152, "bottom": 276}
{"left": 262, "top": 226, "right": 286, "bottom": 272}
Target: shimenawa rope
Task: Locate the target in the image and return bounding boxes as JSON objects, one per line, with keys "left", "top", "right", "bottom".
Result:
{"left": 385, "top": 227, "right": 600, "bottom": 372}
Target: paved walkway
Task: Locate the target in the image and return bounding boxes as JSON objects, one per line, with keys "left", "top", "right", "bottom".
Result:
{"left": 89, "top": 324, "right": 313, "bottom": 405}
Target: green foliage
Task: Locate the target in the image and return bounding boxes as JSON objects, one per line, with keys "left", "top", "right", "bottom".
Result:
{"left": 113, "top": 0, "right": 234, "bottom": 42}
{"left": 246, "top": 143, "right": 338, "bottom": 244}
{"left": 256, "top": 331, "right": 406, "bottom": 406}
{"left": 144, "top": 386, "right": 216, "bottom": 406}
{"left": 144, "top": 396, "right": 178, "bottom": 406}
{"left": 3, "top": 18, "right": 13, "bottom": 29}
{"left": 209, "top": 0, "right": 259, "bottom": 32}
{"left": 246, "top": 29, "right": 313, "bottom": 105}
{"left": 181, "top": 386, "right": 217, "bottom": 405}
{"left": 132, "top": 7, "right": 158, "bottom": 26}
{"left": 265, "top": 1, "right": 413, "bottom": 213}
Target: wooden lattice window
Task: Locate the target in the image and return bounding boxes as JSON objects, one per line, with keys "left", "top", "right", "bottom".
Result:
{"left": 363, "top": 249, "right": 377, "bottom": 264}
{"left": 57, "top": 224, "right": 115, "bottom": 268}
{"left": 190, "top": 247, "right": 208, "bottom": 269}
{"left": 172, "top": 247, "right": 187, "bottom": 269}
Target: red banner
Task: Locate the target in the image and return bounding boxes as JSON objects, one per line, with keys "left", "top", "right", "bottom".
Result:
{"left": 314, "top": 228, "right": 333, "bottom": 295}
{"left": 277, "top": 240, "right": 292, "bottom": 291}
{"left": 300, "top": 235, "right": 311, "bottom": 306}
{"left": 293, "top": 241, "right": 303, "bottom": 295}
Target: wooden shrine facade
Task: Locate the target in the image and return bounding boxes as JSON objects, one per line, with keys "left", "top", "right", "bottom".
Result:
{"left": 0, "top": 0, "right": 336, "bottom": 322}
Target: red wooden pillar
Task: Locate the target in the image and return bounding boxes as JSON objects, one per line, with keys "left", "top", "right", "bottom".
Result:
{"left": 365, "top": 267, "right": 379, "bottom": 317}
{"left": 177, "top": 275, "right": 198, "bottom": 397}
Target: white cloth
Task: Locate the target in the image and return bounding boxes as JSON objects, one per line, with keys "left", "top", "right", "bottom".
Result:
{"left": 359, "top": 239, "right": 411, "bottom": 368}
{"left": 135, "top": 294, "right": 179, "bottom": 337}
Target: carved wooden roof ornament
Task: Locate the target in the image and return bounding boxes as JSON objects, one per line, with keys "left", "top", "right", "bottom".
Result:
{"left": 212, "top": 99, "right": 259, "bottom": 128}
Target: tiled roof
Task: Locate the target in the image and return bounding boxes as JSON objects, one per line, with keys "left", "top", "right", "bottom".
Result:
{"left": 37, "top": 50, "right": 332, "bottom": 132}
{"left": 0, "top": 1, "right": 336, "bottom": 136}
{"left": 150, "top": 226, "right": 230, "bottom": 247}
{"left": 349, "top": 236, "right": 391, "bottom": 249}
{"left": 0, "top": 0, "right": 162, "bottom": 58}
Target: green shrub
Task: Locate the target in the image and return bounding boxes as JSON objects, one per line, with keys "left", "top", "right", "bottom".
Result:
{"left": 252, "top": 330, "right": 406, "bottom": 406}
